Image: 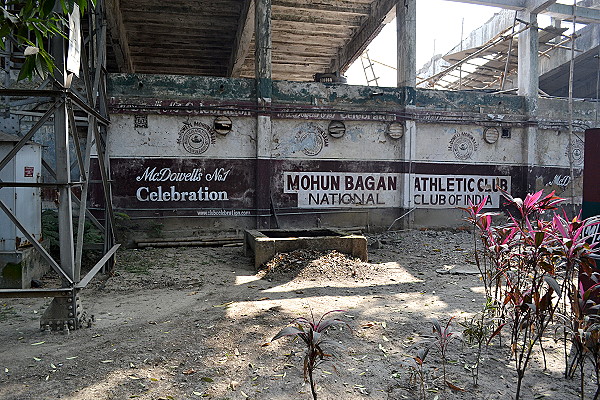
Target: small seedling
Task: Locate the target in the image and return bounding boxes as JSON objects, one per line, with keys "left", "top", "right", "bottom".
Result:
{"left": 272, "top": 310, "right": 349, "bottom": 400}
{"left": 431, "top": 317, "right": 461, "bottom": 386}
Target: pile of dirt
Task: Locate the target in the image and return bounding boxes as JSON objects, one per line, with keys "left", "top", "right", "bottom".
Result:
{"left": 259, "top": 249, "right": 379, "bottom": 280}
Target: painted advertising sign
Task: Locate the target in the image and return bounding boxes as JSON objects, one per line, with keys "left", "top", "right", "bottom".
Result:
{"left": 411, "top": 174, "right": 511, "bottom": 208}
{"left": 106, "top": 158, "right": 255, "bottom": 217}
{"left": 284, "top": 171, "right": 401, "bottom": 208}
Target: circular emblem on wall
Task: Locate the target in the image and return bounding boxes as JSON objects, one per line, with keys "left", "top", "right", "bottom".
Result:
{"left": 178, "top": 122, "right": 215, "bottom": 154}
{"left": 483, "top": 127, "right": 500, "bottom": 144}
{"left": 566, "top": 140, "right": 584, "bottom": 166}
{"left": 448, "top": 131, "right": 478, "bottom": 160}
{"left": 387, "top": 122, "right": 404, "bottom": 139}
{"left": 328, "top": 120, "right": 346, "bottom": 138}
{"left": 295, "top": 123, "right": 328, "bottom": 156}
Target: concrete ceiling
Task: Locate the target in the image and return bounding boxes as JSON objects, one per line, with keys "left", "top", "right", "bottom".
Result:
{"left": 105, "top": 0, "right": 397, "bottom": 82}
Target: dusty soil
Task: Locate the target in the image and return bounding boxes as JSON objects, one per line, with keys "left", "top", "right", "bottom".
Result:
{"left": 0, "top": 230, "right": 589, "bottom": 400}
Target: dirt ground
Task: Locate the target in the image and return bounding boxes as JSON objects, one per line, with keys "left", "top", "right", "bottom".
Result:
{"left": 0, "top": 229, "right": 590, "bottom": 400}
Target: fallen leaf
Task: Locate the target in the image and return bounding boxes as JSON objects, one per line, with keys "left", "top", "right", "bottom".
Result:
{"left": 31, "top": 341, "right": 45, "bottom": 346}
{"left": 65, "top": 356, "right": 78, "bottom": 360}
{"left": 201, "top": 377, "right": 214, "bottom": 383}
{"left": 101, "top": 360, "right": 113, "bottom": 363}
{"left": 150, "top": 377, "right": 159, "bottom": 381}
{"left": 257, "top": 297, "right": 270, "bottom": 301}
{"left": 261, "top": 342, "right": 271, "bottom": 347}
{"left": 183, "top": 369, "right": 197, "bottom": 375}
{"left": 50, "top": 363, "right": 57, "bottom": 369}
{"left": 446, "top": 380, "right": 465, "bottom": 392}
{"left": 241, "top": 390, "right": 248, "bottom": 398}
{"left": 128, "top": 375, "right": 140, "bottom": 380}
{"left": 33, "top": 357, "right": 41, "bottom": 362}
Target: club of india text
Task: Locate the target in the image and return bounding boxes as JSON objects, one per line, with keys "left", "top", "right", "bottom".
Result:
{"left": 412, "top": 174, "right": 511, "bottom": 208}
{"left": 284, "top": 172, "right": 511, "bottom": 209}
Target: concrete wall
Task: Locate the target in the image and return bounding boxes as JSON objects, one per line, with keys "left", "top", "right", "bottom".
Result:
{"left": 103, "top": 74, "right": 597, "bottom": 237}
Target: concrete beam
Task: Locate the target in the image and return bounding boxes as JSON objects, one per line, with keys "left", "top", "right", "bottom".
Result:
{"left": 543, "top": 3, "right": 600, "bottom": 24}
{"left": 442, "top": 0, "right": 525, "bottom": 10}
{"left": 105, "top": 0, "right": 134, "bottom": 73}
{"left": 229, "top": 0, "right": 255, "bottom": 77}
{"left": 335, "top": 0, "right": 397, "bottom": 73}
{"left": 526, "top": 0, "right": 555, "bottom": 14}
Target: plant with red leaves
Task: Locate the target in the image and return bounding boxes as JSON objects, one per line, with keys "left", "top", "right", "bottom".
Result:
{"left": 462, "top": 189, "right": 600, "bottom": 399}
{"left": 272, "top": 310, "right": 349, "bottom": 400}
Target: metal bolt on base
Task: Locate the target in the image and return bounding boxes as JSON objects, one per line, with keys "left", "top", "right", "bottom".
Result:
{"left": 40, "top": 293, "right": 91, "bottom": 332}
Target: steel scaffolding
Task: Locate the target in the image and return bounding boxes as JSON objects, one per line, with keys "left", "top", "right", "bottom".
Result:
{"left": 0, "top": 0, "right": 118, "bottom": 331}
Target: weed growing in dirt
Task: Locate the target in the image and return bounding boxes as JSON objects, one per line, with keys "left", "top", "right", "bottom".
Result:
{"left": 272, "top": 310, "right": 349, "bottom": 400}
{"left": 396, "top": 347, "right": 430, "bottom": 400}
{"left": 0, "top": 304, "right": 16, "bottom": 322}
{"left": 460, "top": 298, "right": 499, "bottom": 386}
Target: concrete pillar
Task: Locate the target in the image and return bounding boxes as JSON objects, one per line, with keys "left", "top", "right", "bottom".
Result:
{"left": 396, "top": 0, "right": 416, "bottom": 88}
{"left": 255, "top": 0, "right": 272, "bottom": 229}
{"left": 518, "top": 11, "right": 539, "bottom": 193}
{"left": 518, "top": 12, "right": 539, "bottom": 100}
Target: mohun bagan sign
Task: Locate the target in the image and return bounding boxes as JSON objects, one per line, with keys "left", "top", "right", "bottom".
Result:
{"left": 284, "top": 171, "right": 401, "bottom": 208}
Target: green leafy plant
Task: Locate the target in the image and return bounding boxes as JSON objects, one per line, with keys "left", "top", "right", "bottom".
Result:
{"left": 0, "top": 0, "right": 94, "bottom": 80}
{"left": 460, "top": 298, "right": 501, "bottom": 386}
{"left": 272, "top": 310, "right": 349, "bottom": 400}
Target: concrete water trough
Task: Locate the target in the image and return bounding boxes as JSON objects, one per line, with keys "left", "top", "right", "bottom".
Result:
{"left": 244, "top": 228, "right": 368, "bottom": 269}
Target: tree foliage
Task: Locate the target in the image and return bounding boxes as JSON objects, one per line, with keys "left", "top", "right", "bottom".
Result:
{"left": 0, "top": 0, "right": 93, "bottom": 81}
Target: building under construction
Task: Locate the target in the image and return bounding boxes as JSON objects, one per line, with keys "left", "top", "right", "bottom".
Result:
{"left": 0, "top": 0, "right": 599, "bottom": 327}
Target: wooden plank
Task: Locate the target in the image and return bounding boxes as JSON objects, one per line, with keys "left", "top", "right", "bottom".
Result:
{"left": 105, "top": 0, "right": 134, "bottom": 73}
{"left": 272, "top": 1, "right": 369, "bottom": 17}
{"left": 119, "top": 3, "right": 243, "bottom": 15}
{"left": 122, "top": 16, "right": 240, "bottom": 28}
{"left": 272, "top": 11, "right": 362, "bottom": 27}
{"left": 229, "top": 0, "right": 255, "bottom": 77}
{"left": 272, "top": 20, "right": 355, "bottom": 34}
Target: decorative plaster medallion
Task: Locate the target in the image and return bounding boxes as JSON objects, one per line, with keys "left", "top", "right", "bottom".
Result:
{"left": 448, "top": 131, "right": 478, "bottom": 160}
{"left": 134, "top": 114, "right": 148, "bottom": 128}
{"left": 178, "top": 122, "right": 215, "bottom": 154}
{"left": 296, "top": 123, "right": 328, "bottom": 156}
{"left": 566, "top": 140, "right": 584, "bottom": 166}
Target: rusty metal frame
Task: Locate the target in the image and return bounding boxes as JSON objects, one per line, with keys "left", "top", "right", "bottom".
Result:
{"left": 0, "top": 1, "right": 116, "bottom": 325}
